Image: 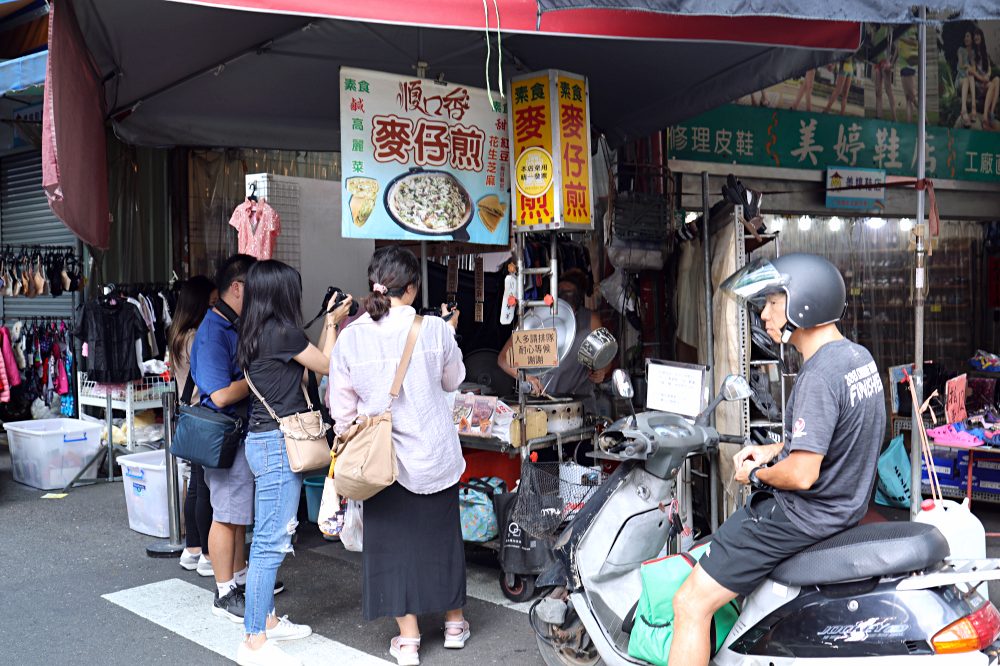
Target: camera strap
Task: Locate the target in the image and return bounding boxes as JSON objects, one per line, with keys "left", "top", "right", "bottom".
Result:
{"left": 304, "top": 289, "right": 338, "bottom": 329}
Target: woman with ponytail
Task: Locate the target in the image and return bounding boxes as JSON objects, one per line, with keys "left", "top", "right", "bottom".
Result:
{"left": 329, "top": 246, "right": 469, "bottom": 665}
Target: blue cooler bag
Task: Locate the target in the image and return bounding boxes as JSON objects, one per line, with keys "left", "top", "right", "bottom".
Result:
{"left": 459, "top": 477, "right": 506, "bottom": 542}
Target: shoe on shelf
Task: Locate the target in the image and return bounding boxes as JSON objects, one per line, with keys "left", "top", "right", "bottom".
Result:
{"left": 197, "top": 555, "right": 214, "bottom": 577}
{"left": 444, "top": 620, "right": 470, "bottom": 649}
{"left": 237, "top": 580, "right": 285, "bottom": 596}
{"left": 266, "top": 615, "right": 312, "bottom": 642}
{"left": 236, "top": 640, "right": 303, "bottom": 666}
{"left": 179, "top": 549, "right": 200, "bottom": 571}
{"left": 213, "top": 588, "right": 246, "bottom": 623}
{"left": 390, "top": 636, "right": 421, "bottom": 666}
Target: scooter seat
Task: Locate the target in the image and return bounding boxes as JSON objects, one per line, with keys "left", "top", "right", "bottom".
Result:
{"left": 771, "top": 522, "right": 949, "bottom": 587}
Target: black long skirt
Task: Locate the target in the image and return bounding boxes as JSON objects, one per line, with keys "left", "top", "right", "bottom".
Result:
{"left": 362, "top": 482, "right": 467, "bottom": 621}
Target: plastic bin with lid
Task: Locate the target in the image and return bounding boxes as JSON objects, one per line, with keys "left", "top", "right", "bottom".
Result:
{"left": 4, "top": 418, "right": 104, "bottom": 490}
{"left": 117, "top": 449, "right": 185, "bottom": 538}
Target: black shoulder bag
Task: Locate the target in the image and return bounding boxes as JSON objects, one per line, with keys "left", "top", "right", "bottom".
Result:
{"left": 171, "top": 373, "right": 244, "bottom": 469}
{"left": 170, "top": 306, "right": 244, "bottom": 468}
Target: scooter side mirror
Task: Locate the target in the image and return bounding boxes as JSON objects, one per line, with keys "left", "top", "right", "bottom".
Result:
{"left": 695, "top": 375, "right": 753, "bottom": 426}
{"left": 720, "top": 375, "right": 753, "bottom": 401}
{"left": 612, "top": 369, "right": 634, "bottom": 399}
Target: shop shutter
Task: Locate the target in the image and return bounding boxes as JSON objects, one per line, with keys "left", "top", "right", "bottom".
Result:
{"left": 0, "top": 151, "right": 79, "bottom": 319}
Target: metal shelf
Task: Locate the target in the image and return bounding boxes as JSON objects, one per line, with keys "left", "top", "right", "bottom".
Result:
{"left": 922, "top": 483, "right": 1000, "bottom": 505}
{"left": 77, "top": 372, "right": 171, "bottom": 451}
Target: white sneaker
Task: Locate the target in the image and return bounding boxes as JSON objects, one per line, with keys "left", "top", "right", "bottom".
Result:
{"left": 179, "top": 550, "right": 200, "bottom": 571}
{"left": 236, "top": 640, "right": 302, "bottom": 666}
{"left": 196, "top": 554, "right": 214, "bottom": 577}
{"left": 266, "top": 615, "right": 312, "bottom": 642}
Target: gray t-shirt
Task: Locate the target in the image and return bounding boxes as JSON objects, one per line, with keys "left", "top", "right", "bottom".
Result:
{"left": 773, "top": 339, "right": 886, "bottom": 539}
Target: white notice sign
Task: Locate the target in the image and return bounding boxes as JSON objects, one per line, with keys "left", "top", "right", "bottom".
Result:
{"left": 645, "top": 360, "right": 707, "bottom": 418}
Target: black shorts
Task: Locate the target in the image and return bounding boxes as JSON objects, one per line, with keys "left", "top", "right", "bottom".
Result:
{"left": 700, "top": 493, "right": 822, "bottom": 596}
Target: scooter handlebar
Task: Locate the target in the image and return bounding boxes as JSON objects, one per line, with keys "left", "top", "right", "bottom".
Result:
{"left": 718, "top": 434, "right": 746, "bottom": 444}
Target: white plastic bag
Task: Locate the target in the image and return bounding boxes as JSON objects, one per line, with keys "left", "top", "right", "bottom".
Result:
{"left": 341, "top": 500, "right": 364, "bottom": 552}
{"left": 317, "top": 476, "right": 342, "bottom": 538}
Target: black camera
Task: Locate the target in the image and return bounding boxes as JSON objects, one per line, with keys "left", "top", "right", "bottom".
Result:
{"left": 323, "top": 286, "right": 359, "bottom": 317}
{"left": 419, "top": 301, "right": 458, "bottom": 321}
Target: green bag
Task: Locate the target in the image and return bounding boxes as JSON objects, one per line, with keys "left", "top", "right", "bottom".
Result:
{"left": 627, "top": 543, "right": 740, "bottom": 665}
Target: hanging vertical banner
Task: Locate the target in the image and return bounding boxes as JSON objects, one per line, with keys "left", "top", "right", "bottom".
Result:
{"left": 509, "top": 70, "right": 593, "bottom": 232}
{"left": 339, "top": 67, "right": 510, "bottom": 244}
{"left": 556, "top": 73, "right": 592, "bottom": 227}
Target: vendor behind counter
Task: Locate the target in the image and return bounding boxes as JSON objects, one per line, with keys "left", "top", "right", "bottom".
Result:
{"left": 498, "top": 269, "right": 609, "bottom": 413}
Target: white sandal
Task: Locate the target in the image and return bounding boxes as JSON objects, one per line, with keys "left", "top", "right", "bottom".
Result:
{"left": 444, "top": 620, "right": 470, "bottom": 649}
{"left": 390, "top": 636, "right": 420, "bottom": 666}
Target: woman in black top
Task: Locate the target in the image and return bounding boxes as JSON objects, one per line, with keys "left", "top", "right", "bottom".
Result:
{"left": 234, "top": 260, "right": 352, "bottom": 666}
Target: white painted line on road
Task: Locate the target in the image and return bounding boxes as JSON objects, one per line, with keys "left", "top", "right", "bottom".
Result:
{"left": 103, "top": 579, "right": 391, "bottom": 665}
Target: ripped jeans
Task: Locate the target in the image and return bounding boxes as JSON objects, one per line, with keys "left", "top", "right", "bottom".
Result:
{"left": 243, "top": 429, "right": 303, "bottom": 635}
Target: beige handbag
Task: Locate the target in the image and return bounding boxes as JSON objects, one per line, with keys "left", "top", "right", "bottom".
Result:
{"left": 245, "top": 372, "right": 332, "bottom": 473}
{"left": 332, "top": 316, "right": 423, "bottom": 501}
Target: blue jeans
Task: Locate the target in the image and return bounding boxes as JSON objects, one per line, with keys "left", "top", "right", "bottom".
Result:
{"left": 243, "top": 429, "right": 303, "bottom": 635}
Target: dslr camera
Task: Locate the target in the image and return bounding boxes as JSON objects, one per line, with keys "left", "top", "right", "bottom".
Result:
{"left": 323, "top": 286, "right": 359, "bottom": 317}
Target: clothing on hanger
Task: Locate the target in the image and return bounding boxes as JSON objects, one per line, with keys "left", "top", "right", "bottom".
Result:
{"left": 229, "top": 197, "right": 281, "bottom": 260}
{"left": 76, "top": 294, "right": 149, "bottom": 383}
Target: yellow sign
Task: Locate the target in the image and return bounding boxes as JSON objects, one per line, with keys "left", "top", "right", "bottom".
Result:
{"left": 509, "top": 74, "right": 556, "bottom": 228}
{"left": 508, "top": 70, "right": 593, "bottom": 232}
{"left": 557, "top": 73, "right": 591, "bottom": 226}
{"left": 514, "top": 147, "right": 555, "bottom": 197}
{"left": 510, "top": 328, "right": 558, "bottom": 368}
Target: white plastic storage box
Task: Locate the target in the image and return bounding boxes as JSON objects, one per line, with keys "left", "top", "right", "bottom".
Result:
{"left": 117, "top": 450, "right": 185, "bottom": 538}
{"left": 4, "top": 418, "right": 104, "bottom": 490}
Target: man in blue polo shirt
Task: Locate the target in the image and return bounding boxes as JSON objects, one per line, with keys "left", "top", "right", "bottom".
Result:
{"left": 191, "top": 253, "right": 257, "bottom": 621}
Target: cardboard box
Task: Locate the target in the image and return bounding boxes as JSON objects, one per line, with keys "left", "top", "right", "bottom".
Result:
{"left": 509, "top": 408, "right": 548, "bottom": 447}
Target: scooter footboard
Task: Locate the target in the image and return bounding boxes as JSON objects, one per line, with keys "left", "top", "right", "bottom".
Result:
{"left": 570, "top": 592, "right": 648, "bottom": 666}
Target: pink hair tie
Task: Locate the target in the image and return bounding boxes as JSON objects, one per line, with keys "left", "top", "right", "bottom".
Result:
{"left": 372, "top": 283, "right": 388, "bottom": 294}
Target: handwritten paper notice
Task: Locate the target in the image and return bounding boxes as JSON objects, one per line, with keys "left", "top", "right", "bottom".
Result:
{"left": 646, "top": 360, "right": 707, "bottom": 418}
{"left": 945, "top": 373, "right": 968, "bottom": 424}
{"left": 511, "top": 328, "right": 558, "bottom": 368}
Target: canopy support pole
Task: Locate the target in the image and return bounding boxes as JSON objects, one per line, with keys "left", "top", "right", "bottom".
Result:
{"left": 701, "top": 171, "right": 720, "bottom": 532}
{"left": 910, "top": 6, "right": 928, "bottom": 520}
{"left": 421, "top": 242, "right": 429, "bottom": 309}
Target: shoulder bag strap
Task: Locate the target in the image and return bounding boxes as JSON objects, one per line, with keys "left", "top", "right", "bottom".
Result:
{"left": 299, "top": 383, "right": 314, "bottom": 410}
{"left": 180, "top": 373, "right": 196, "bottom": 406}
{"left": 244, "top": 371, "right": 281, "bottom": 422}
{"left": 389, "top": 316, "right": 424, "bottom": 403}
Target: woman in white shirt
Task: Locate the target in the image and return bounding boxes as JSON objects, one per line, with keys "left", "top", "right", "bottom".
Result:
{"left": 329, "top": 246, "right": 468, "bottom": 666}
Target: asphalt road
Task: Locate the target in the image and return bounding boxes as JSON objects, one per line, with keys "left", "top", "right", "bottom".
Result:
{"left": 4, "top": 442, "right": 1000, "bottom": 666}
{"left": 0, "top": 444, "right": 544, "bottom": 665}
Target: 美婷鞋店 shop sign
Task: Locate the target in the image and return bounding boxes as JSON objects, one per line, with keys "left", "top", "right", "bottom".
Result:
{"left": 340, "top": 67, "right": 510, "bottom": 244}
{"left": 671, "top": 104, "right": 1000, "bottom": 183}
{"left": 508, "top": 70, "right": 594, "bottom": 232}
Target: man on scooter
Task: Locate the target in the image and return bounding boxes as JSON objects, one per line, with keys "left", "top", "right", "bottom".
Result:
{"left": 669, "top": 253, "right": 886, "bottom": 666}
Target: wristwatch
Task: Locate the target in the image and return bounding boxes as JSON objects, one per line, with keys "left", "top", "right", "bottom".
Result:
{"left": 749, "top": 465, "right": 766, "bottom": 489}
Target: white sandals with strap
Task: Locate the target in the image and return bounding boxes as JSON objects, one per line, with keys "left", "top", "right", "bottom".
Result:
{"left": 390, "top": 636, "right": 421, "bottom": 666}
{"left": 444, "top": 620, "right": 470, "bottom": 649}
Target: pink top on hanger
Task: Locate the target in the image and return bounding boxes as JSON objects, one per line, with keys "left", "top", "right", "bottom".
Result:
{"left": 0, "top": 327, "right": 21, "bottom": 388}
{"left": 229, "top": 197, "right": 281, "bottom": 260}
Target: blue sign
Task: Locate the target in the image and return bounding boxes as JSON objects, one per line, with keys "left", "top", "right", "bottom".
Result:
{"left": 825, "top": 167, "right": 886, "bottom": 212}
